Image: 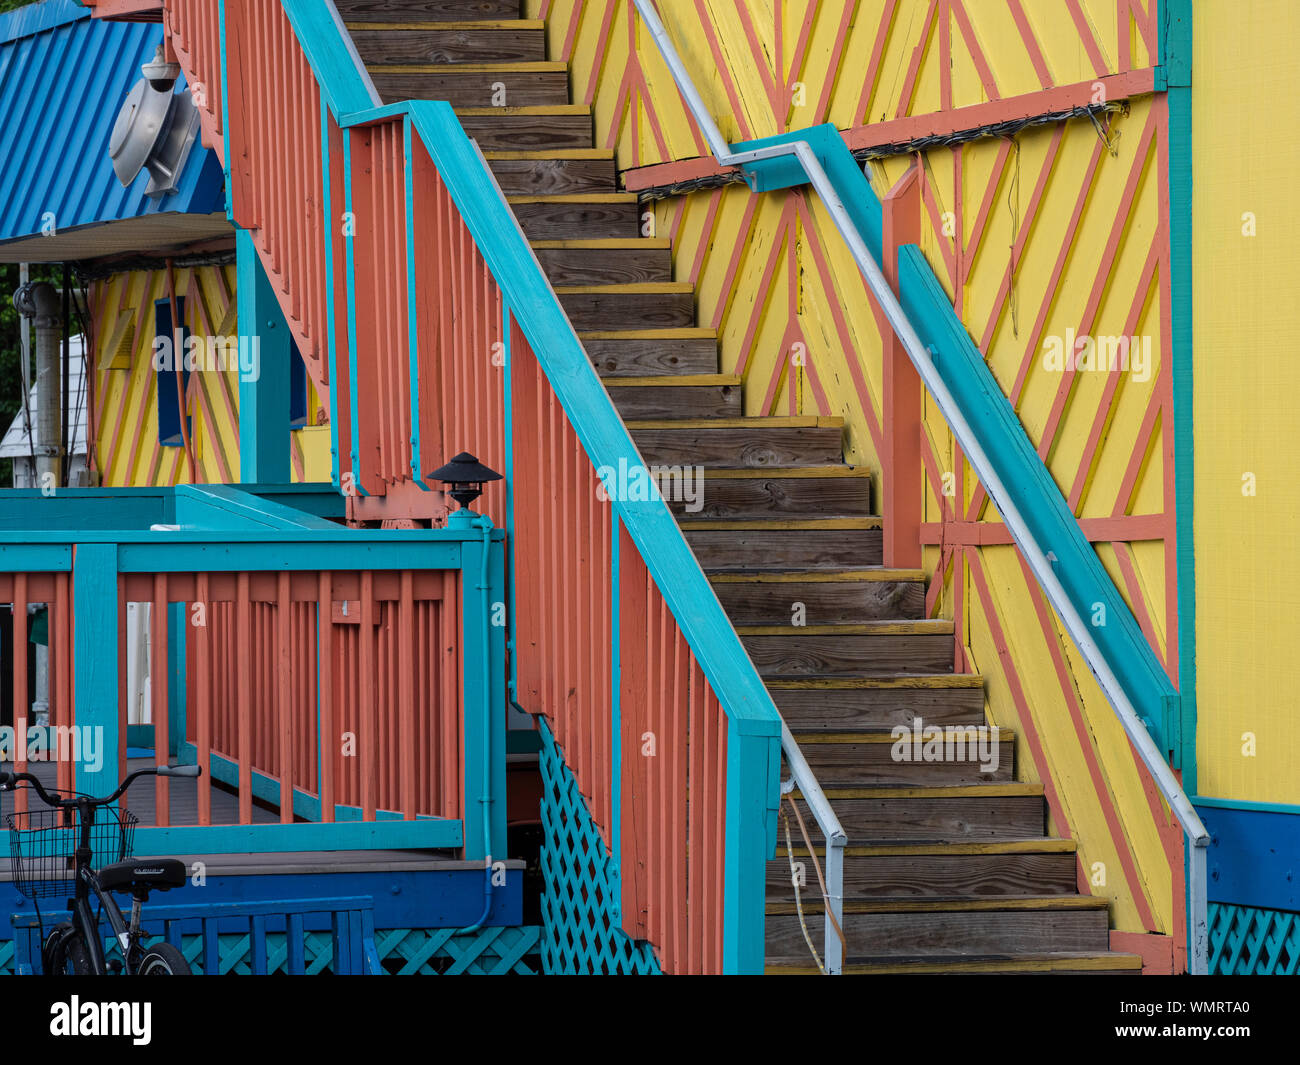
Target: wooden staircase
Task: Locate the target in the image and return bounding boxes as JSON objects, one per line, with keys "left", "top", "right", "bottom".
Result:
{"left": 335, "top": 0, "right": 1142, "bottom": 976}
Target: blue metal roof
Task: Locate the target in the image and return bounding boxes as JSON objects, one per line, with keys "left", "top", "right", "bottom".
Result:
{"left": 0, "top": 0, "right": 224, "bottom": 247}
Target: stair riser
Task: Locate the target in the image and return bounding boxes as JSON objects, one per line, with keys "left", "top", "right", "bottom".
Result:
{"left": 767, "top": 852, "right": 1077, "bottom": 900}
{"left": 560, "top": 291, "right": 694, "bottom": 330}
{"left": 690, "top": 531, "right": 882, "bottom": 571}
{"left": 489, "top": 157, "right": 616, "bottom": 195}
{"left": 712, "top": 580, "right": 923, "bottom": 624}
{"left": 765, "top": 909, "right": 1109, "bottom": 957}
{"left": 665, "top": 477, "right": 872, "bottom": 518}
{"left": 631, "top": 428, "right": 844, "bottom": 468}
{"left": 371, "top": 70, "right": 569, "bottom": 108}
{"left": 609, "top": 385, "right": 741, "bottom": 420}
{"left": 781, "top": 794, "right": 1045, "bottom": 840}
{"left": 586, "top": 337, "right": 719, "bottom": 377}
{"left": 772, "top": 685, "right": 985, "bottom": 729}
{"left": 350, "top": 29, "right": 545, "bottom": 64}
{"left": 743, "top": 632, "right": 950, "bottom": 676}
{"left": 458, "top": 113, "right": 594, "bottom": 150}
{"left": 790, "top": 738, "right": 1013, "bottom": 785}
{"left": 513, "top": 201, "right": 640, "bottom": 240}
{"left": 337, "top": 0, "right": 521, "bottom": 21}
{"left": 538, "top": 247, "right": 672, "bottom": 286}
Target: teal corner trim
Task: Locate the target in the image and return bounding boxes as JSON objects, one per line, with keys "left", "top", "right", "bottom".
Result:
{"left": 72, "top": 543, "right": 118, "bottom": 796}
{"left": 320, "top": 95, "right": 342, "bottom": 489}
{"left": 341, "top": 127, "right": 365, "bottom": 496}
{"left": 217, "top": 0, "right": 233, "bottom": 221}
{"left": 1161, "top": 0, "right": 1197, "bottom": 789}
{"left": 402, "top": 116, "right": 427, "bottom": 490}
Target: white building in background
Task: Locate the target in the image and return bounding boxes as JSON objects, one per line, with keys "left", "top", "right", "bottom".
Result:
{"left": 0, "top": 334, "right": 89, "bottom": 488}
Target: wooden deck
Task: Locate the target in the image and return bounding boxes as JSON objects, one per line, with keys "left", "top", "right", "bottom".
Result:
{"left": 0, "top": 758, "right": 278, "bottom": 829}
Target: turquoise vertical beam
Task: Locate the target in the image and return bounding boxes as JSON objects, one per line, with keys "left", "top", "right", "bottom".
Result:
{"left": 236, "top": 228, "right": 291, "bottom": 484}
{"left": 320, "top": 95, "right": 341, "bottom": 489}
{"left": 342, "top": 128, "right": 365, "bottom": 496}
{"left": 73, "top": 544, "right": 118, "bottom": 796}
{"left": 217, "top": 0, "right": 233, "bottom": 221}
{"left": 502, "top": 304, "right": 518, "bottom": 702}
{"left": 458, "top": 521, "right": 508, "bottom": 861}
{"left": 167, "top": 602, "right": 186, "bottom": 759}
{"left": 1162, "top": 0, "right": 1197, "bottom": 788}
{"left": 722, "top": 722, "right": 779, "bottom": 974}
{"left": 402, "top": 116, "right": 426, "bottom": 490}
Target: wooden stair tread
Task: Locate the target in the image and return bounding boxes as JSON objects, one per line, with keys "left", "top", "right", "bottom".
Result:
{"left": 808, "top": 783, "right": 1041, "bottom": 798}
{"left": 366, "top": 61, "right": 568, "bottom": 71}
{"left": 776, "top": 839, "right": 1076, "bottom": 857}
{"left": 457, "top": 104, "right": 592, "bottom": 115}
{"left": 535, "top": 238, "right": 671, "bottom": 249}
{"left": 347, "top": 20, "right": 546, "bottom": 30}
{"left": 625, "top": 416, "right": 843, "bottom": 429}
{"left": 603, "top": 373, "right": 739, "bottom": 386}
{"left": 712, "top": 568, "right": 922, "bottom": 582}
{"left": 738, "top": 620, "right": 948, "bottom": 636}
{"left": 765, "top": 674, "right": 982, "bottom": 688}
{"left": 767, "top": 895, "right": 1108, "bottom": 916}
{"left": 765, "top": 952, "right": 1143, "bottom": 975}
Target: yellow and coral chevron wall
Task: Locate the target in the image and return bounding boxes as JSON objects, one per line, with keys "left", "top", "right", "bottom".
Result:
{"left": 89, "top": 264, "right": 331, "bottom": 487}
{"left": 531, "top": 0, "right": 1187, "bottom": 967}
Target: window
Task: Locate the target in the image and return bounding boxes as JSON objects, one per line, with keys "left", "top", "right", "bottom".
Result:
{"left": 290, "top": 338, "right": 309, "bottom": 429}
{"left": 155, "top": 297, "right": 190, "bottom": 447}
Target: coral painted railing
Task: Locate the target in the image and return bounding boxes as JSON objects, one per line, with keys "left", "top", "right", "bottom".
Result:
{"left": 0, "top": 489, "right": 505, "bottom": 860}
{"left": 145, "top": 1, "right": 782, "bottom": 971}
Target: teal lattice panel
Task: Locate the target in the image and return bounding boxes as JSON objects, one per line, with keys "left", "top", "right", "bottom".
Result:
{"left": 1208, "top": 903, "right": 1300, "bottom": 975}
{"left": 2, "top": 926, "right": 541, "bottom": 975}
{"left": 538, "top": 718, "right": 660, "bottom": 975}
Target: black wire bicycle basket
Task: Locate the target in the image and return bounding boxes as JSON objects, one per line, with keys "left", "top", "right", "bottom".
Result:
{"left": 6, "top": 806, "right": 138, "bottom": 900}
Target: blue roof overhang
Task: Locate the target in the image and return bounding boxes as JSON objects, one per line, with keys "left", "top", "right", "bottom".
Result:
{"left": 0, "top": 0, "right": 229, "bottom": 263}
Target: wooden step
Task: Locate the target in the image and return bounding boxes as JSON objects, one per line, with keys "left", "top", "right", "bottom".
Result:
{"left": 788, "top": 729, "right": 1012, "bottom": 784}
{"left": 556, "top": 283, "right": 694, "bottom": 330}
{"left": 628, "top": 418, "right": 844, "bottom": 468}
{"left": 508, "top": 194, "right": 640, "bottom": 240}
{"left": 347, "top": 21, "right": 545, "bottom": 64}
{"left": 782, "top": 783, "right": 1045, "bottom": 840}
{"left": 764, "top": 896, "right": 1109, "bottom": 958}
{"left": 581, "top": 329, "right": 720, "bottom": 377}
{"left": 657, "top": 466, "right": 872, "bottom": 518}
{"left": 457, "top": 106, "right": 594, "bottom": 150}
{"left": 684, "top": 523, "right": 882, "bottom": 572}
{"left": 710, "top": 569, "right": 924, "bottom": 624}
{"left": 605, "top": 375, "right": 742, "bottom": 419}
{"left": 336, "top": 0, "right": 522, "bottom": 22}
{"left": 768, "top": 840, "right": 1075, "bottom": 901}
{"left": 743, "top": 622, "right": 952, "bottom": 676}
{"left": 368, "top": 62, "right": 569, "bottom": 107}
{"left": 765, "top": 952, "right": 1142, "bottom": 975}
{"left": 766, "top": 674, "right": 985, "bottom": 729}
{"left": 485, "top": 150, "right": 616, "bottom": 195}
{"left": 534, "top": 239, "right": 672, "bottom": 286}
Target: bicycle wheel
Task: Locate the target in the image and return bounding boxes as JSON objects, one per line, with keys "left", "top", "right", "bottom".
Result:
{"left": 137, "top": 942, "right": 191, "bottom": 975}
{"left": 43, "top": 926, "right": 93, "bottom": 975}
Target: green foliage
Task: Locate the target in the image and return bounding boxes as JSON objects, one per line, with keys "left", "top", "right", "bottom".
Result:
{"left": 0, "top": 1, "right": 40, "bottom": 14}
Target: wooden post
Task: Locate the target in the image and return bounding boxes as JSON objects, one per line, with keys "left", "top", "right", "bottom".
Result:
{"left": 882, "top": 164, "right": 924, "bottom": 570}
{"left": 72, "top": 545, "right": 119, "bottom": 799}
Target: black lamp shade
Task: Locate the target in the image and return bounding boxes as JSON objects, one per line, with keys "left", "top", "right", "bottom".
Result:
{"left": 427, "top": 452, "right": 502, "bottom": 510}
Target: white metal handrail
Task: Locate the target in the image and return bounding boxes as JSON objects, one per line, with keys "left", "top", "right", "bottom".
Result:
{"left": 633, "top": 0, "right": 1210, "bottom": 974}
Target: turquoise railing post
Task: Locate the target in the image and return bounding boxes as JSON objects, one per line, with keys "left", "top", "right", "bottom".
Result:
{"left": 235, "top": 227, "right": 292, "bottom": 485}
{"left": 72, "top": 543, "right": 119, "bottom": 797}
{"left": 723, "top": 720, "right": 780, "bottom": 974}
{"left": 454, "top": 510, "right": 508, "bottom": 862}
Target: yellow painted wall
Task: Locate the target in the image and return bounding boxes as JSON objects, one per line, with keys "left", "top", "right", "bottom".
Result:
{"left": 90, "top": 265, "right": 332, "bottom": 487}
{"left": 1191, "top": 0, "right": 1300, "bottom": 805}
{"left": 549, "top": 1, "right": 1185, "bottom": 941}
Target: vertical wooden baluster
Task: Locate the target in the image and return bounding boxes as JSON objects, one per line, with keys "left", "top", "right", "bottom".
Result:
{"left": 117, "top": 582, "right": 127, "bottom": 800}
{"left": 56, "top": 573, "right": 72, "bottom": 794}
{"left": 278, "top": 571, "right": 292, "bottom": 823}
{"left": 151, "top": 574, "right": 169, "bottom": 826}
{"left": 237, "top": 573, "right": 252, "bottom": 825}
{"left": 399, "top": 571, "right": 415, "bottom": 819}
{"left": 318, "top": 573, "right": 334, "bottom": 823}
{"left": 359, "top": 571, "right": 376, "bottom": 821}
{"left": 195, "top": 574, "right": 211, "bottom": 826}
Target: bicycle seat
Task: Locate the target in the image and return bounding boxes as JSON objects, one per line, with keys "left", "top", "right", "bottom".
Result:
{"left": 99, "top": 858, "right": 187, "bottom": 893}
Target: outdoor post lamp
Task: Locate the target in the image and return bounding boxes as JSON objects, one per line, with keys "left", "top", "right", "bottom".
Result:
{"left": 428, "top": 452, "right": 502, "bottom": 524}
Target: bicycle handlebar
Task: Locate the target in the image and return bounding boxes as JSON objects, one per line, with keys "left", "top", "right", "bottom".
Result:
{"left": 0, "top": 763, "right": 202, "bottom": 808}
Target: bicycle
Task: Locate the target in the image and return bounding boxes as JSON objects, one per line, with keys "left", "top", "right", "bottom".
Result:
{"left": 1, "top": 763, "right": 202, "bottom": 975}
